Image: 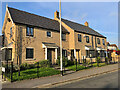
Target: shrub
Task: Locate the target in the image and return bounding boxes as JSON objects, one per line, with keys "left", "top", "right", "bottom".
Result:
{"left": 37, "top": 60, "right": 50, "bottom": 67}
{"left": 67, "top": 60, "right": 74, "bottom": 66}
{"left": 96, "top": 57, "right": 101, "bottom": 66}
{"left": 105, "top": 57, "right": 108, "bottom": 64}
{"left": 56, "top": 56, "right": 74, "bottom": 67}
{"left": 56, "top": 56, "right": 60, "bottom": 66}
{"left": 20, "top": 63, "right": 29, "bottom": 70}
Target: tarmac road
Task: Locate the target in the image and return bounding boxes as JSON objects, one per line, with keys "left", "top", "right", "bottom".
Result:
{"left": 53, "top": 71, "right": 118, "bottom": 88}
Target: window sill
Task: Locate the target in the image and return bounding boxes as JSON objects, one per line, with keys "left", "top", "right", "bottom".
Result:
{"left": 26, "top": 36, "right": 35, "bottom": 38}
{"left": 62, "top": 40, "right": 67, "bottom": 42}
{"left": 47, "top": 36, "right": 52, "bottom": 38}
{"left": 25, "top": 58, "right": 36, "bottom": 61}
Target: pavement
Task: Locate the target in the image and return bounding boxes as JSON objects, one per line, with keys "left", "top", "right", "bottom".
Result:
{"left": 2, "top": 64, "right": 118, "bottom": 88}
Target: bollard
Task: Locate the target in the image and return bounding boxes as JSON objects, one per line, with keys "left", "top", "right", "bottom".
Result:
{"left": 37, "top": 62, "right": 39, "bottom": 78}
{"left": 11, "top": 61, "right": 13, "bottom": 82}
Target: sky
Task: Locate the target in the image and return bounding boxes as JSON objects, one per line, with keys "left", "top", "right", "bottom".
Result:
{"left": 1, "top": 2, "right": 118, "bottom": 47}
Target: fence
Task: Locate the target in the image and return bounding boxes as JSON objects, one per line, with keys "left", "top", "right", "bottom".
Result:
{"left": 2, "top": 56, "right": 120, "bottom": 82}
{"left": 2, "top": 61, "right": 50, "bottom": 82}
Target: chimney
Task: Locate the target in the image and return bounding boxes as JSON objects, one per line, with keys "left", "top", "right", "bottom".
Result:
{"left": 84, "top": 21, "right": 89, "bottom": 27}
{"left": 54, "top": 11, "right": 59, "bottom": 19}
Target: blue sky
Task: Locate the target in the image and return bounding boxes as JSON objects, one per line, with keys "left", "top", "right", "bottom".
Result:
{"left": 1, "top": 2, "right": 118, "bottom": 46}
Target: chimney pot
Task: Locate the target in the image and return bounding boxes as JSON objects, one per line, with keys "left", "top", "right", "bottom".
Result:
{"left": 84, "top": 21, "right": 89, "bottom": 27}
{"left": 54, "top": 11, "right": 59, "bottom": 19}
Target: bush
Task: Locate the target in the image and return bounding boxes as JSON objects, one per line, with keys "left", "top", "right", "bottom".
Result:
{"left": 37, "top": 60, "right": 51, "bottom": 67}
{"left": 67, "top": 60, "right": 74, "bottom": 66}
{"left": 105, "top": 57, "right": 108, "bottom": 64}
{"left": 96, "top": 57, "right": 101, "bottom": 66}
{"left": 56, "top": 56, "right": 74, "bottom": 67}
{"left": 56, "top": 56, "right": 60, "bottom": 66}
{"left": 20, "top": 63, "right": 29, "bottom": 70}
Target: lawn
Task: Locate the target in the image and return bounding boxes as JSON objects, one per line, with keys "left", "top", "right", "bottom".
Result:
{"left": 66, "top": 62, "right": 106, "bottom": 71}
{"left": 92, "top": 63, "right": 106, "bottom": 67}
{"left": 6, "top": 67, "right": 60, "bottom": 81}
{"left": 66, "top": 65, "right": 89, "bottom": 71}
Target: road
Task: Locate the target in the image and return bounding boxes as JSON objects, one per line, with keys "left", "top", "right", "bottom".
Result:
{"left": 53, "top": 71, "right": 118, "bottom": 88}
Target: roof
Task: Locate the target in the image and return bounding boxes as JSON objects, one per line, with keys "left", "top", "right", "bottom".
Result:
{"left": 62, "top": 19, "right": 106, "bottom": 38}
{"left": 0, "top": 36, "right": 2, "bottom": 48}
{"left": 8, "top": 7, "right": 69, "bottom": 34}
{"left": 110, "top": 44, "right": 118, "bottom": 48}
{"left": 42, "top": 42, "right": 58, "bottom": 48}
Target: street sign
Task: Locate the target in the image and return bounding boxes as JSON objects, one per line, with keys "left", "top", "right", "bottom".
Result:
{"left": 2, "top": 67, "right": 5, "bottom": 72}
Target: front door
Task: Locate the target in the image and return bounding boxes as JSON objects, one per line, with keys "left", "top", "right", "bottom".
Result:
{"left": 71, "top": 50, "right": 74, "bottom": 60}
{"left": 47, "top": 49, "right": 52, "bottom": 63}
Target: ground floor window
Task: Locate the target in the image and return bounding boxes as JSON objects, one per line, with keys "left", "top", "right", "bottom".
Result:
{"left": 86, "top": 50, "right": 96, "bottom": 58}
{"left": 26, "top": 48, "right": 34, "bottom": 59}
{"left": 7, "top": 48, "right": 12, "bottom": 60}
{"left": 63, "top": 50, "right": 67, "bottom": 57}
{"left": 100, "top": 50, "right": 106, "bottom": 57}
{"left": 86, "top": 50, "right": 89, "bottom": 58}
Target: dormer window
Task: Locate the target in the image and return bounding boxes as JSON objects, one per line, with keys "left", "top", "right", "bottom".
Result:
{"left": 26, "top": 26, "right": 34, "bottom": 37}
{"left": 47, "top": 31, "right": 51, "bottom": 37}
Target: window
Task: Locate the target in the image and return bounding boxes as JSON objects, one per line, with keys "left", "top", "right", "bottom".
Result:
{"left": 86, "top": 36, "right": 89, "bottom": 43}
{"left": 7, "top": 48, "right": 12, "bottom": 60}
{"left": 100, "top": 50, "right": 105, "bottom": 57}
{"left": 86, "top": 50, "right": 89, "bottom": 58}
{"left": 10, "top": 27, "right": 12, "bottom": 38}
{"left": 26, "top": 26, "right": 34, "bottom": 36}
{"left": 26, "top": 48, "right": 34, "bottom": 59}
{"left": 89, "top": 50, "right": 96, "bottom": 58}
{"left": 102, "top": 39, "right": 105, "bottom": 45}
{"left": 97, "top": 38, "right": 100, "bottom": 44}
{"left": 86, "top": 50, "right": 95, "bottom": 58}
{"left": 78, "top": 34, "right": 82, "bottom": 42}
{"left": 47, "top": 31, "right": 51, "bottom": 37}
{"left": 62, "top": 34, "right": 66, "bottom": 41}
{"left": 62, "top": 50, "right": 67, "bottom": 57}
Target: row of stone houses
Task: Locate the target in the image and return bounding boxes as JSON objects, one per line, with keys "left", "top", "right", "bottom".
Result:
{"left": 2, "top": 6, "right": 107, "bottom": 64}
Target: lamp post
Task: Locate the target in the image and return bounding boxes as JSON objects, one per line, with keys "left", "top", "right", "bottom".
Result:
{"left": 59, "top": 0, "right": 63, "bottom": 76}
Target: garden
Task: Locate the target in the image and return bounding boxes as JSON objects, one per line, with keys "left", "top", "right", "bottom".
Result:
{"left": 2, "top": 56, "right": 117, "bottom": 82}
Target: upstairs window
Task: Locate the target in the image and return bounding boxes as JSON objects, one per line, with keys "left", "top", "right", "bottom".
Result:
{"left": 26, "top": 26, "right": 34, "bottom": 37}
{"left": 97, "top": 38, "right": 100, "bottom": 44}
{"left": 86, "top": 36, "right": 89, "bottom": 43}
{"left": 78, "top": 34, "right": 82, "bottom": 42}
{"left": 10, "top": 27, "right": 12, "bottom": 38}
{"left": 26, "top": 48, "right": 34, "bottom": 59}
{"left": 102, "top": 39, "right": 105, "bottom": 45}
{"left": 62, "top": 34, "right": 66, "bottom": 41}
{"left": 47, "top": 31, "right": 51, "bottom": 37}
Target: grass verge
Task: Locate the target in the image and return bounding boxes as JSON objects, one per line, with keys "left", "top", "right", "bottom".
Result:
{"left": 66, "top": 63, "right": 106, "bottom": 71}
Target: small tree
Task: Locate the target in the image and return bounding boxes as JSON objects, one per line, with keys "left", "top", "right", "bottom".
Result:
{"left": 96, "top": 57, "right": 101, "bottom": 67}
{"left": 3, "top": 26, "right": 35, "bottom": 76}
